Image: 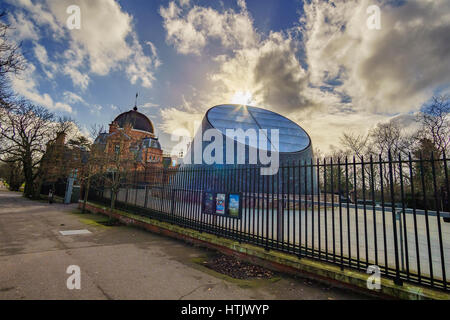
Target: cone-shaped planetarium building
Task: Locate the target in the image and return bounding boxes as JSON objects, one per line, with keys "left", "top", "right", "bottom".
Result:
{"left": 182, "top": 104, "right": 316, "bottom": 193}
{"left": 184, "top": 104, "right": 313, "bottom": 167}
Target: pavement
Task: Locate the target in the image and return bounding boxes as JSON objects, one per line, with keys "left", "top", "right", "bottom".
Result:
{"left": 0, "top": 190, "right": 367, "bottom": 300}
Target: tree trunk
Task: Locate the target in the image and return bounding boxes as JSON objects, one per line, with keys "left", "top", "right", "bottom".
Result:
{"left": 82, "top": 176, "right": 90, "bottom": 213}
{"left": 23, "top": 163, "right": 34, "bottom": 198}
{"left": 110, "top": 190, "right": 116, "bottom": 222}
{"left": 32, "top": 178, "right": 42, "bottom": 200}
{"left": 111, "top": 191, "right": 116, "bottom": 210}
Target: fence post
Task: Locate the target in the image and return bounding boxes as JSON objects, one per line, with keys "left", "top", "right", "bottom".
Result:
{"left": 144, "top": 185, "right": 148, "bottom": 209}
{"left": 396, "top": 208, "right": 404, "bottom": 271}
{"left": 388, "top": 150, "right": 403, "bottom": 285}
{"left": 430, "top": 152, "right": 447, "bottom": 289}
{"left": 277, "top": 165, "right": 284, "bottom": 244}
{"left": 170, "top": 186, "right": 175, "bottom": 217}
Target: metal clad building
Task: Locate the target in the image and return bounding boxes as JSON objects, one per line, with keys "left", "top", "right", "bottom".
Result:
{"left": 183, "top": 104, "right": 316, "bottom": 193}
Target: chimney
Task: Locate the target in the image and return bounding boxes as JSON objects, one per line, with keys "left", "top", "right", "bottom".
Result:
{"left": 109, "top": 121, "right": 119, "bottom": 133}
{"left": 55, "top": 132, "right": 66, "bottom": 145}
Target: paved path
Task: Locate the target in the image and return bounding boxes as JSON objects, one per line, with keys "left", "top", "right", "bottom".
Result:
{"left": 0, "top": 191, "right": 366, "bottom": 300}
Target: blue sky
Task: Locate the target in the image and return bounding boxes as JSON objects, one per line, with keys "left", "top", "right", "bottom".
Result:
{"left": 3, "top": 0, "right": 450, "bottom": 153}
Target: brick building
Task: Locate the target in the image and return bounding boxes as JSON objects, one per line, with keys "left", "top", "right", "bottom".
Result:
{"left": 94, "top": 106, "right": 164, "bottom": 170}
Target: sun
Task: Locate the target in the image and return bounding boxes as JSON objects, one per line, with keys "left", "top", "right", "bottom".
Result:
{"left": 230, "top": 91, "right": 253, "bottom": 105}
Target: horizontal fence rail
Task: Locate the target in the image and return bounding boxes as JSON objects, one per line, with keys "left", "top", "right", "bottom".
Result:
{"left": 89, "top": 152, "right": 450, "bottom": 291}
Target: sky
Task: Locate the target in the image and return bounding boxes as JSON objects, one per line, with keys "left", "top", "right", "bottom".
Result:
{"left": 3, "top": 0, "right": 450, "bottom": 155}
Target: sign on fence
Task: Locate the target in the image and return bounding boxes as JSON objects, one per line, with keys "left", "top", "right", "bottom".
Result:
{"left": 216, "top": 193, "right": 226, "bottom": 215}
{"left": 228, "top": 193, "right": 241, "bottom": 218}
{"left": 202, "top": 191, "right": 242, "bottom": 219}
{"left": 203, "top": 192, "right": 215, "bottom": 215}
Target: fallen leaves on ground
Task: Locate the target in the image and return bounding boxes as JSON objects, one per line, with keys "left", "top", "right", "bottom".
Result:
{"left": 203, "top": 255, "right": 274, "bottom": 280}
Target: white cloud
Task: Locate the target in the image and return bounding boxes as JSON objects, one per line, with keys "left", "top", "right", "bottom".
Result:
{"left": 126, "top": 36, "right": 160, "bottom": 88}
{"left": 9, "top": 0, "right": 160, "bottom": 89}
{"left": 159, "top": 0, "right": 450, "bottom": 153}
{"left": 47, "top": 0, "right": 159, "bottom": 88}
{"left": 160, "top": 1, "right": 258, "bottom": 55}
{"left": 209, "top": 32, "right": 320, "bottom": 114}
{"left": 302, "top": 0, "right": 450, "bottom": 113}
{"left": 90, "top": 104, "right": 103, "bottom": 115}
{"left": 63, "top": 91, "right": 85, "bottom": 104}
{"left": 64, "top": 65, "right": 90, "bottom": 90}
{"left": 33, "top": 43, "right": 58, "bottom": 79}
{"left": 11, "top": 63, "right": 73, "bottom": 113}
{"left": 79, "top": 125, "right": 92, "bottom": 141}
{"left": 7, "top": 11, "right": 39, "bottom": 41}
{"left": 64, "top": 91, "right": 109, "bottom": 115}
{"left": 295, "top": 111, "right": 391, "bottom": 153}
{"left": 6, "top": 0, "right": 64, "bottom": 38}
{"left": 141, "top": 102, "right": 159, "bottom": 108}
{"left": 33, "top": 43, "right": 49, "bottom": 65}
{"left": 146, "top": 41, "right": 161, "bottom": 68}
{"left": 61, "top": 44, "right": 90, "bottom": 90}
{"left": 178, "top": 0, "right": 190, "bottom": 7}
{"left": 46, "top": 0, "right": 132, "bottom": 76}
{"left": 160, "top": 107, "right": 203, "bottom": 137}
{"left": 158, "top": 1, "right": 326, "bottom": 123}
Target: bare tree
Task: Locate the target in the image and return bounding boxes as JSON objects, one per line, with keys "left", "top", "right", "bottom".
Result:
{"left": 80, "top": 124, "right": 139, "bottom": 214}
{"left": 318, "top": 147, "right": 351, "bottom": 195}
{"left": 416, "top": 95, "right": 450, "bottom": 157}
{"left": 0, "top": 101, "right": 72, "bottom": 198}
{"left": 368, "top": 120, "right": 413, "bottom": 158}
{"left": 102, "top": 131, "right": 137, "bottom": 212}
{"left": 340, "top": 132, "right": 371, "bottom": 160}
{"left": 338, "top": 119, "right": 416, "bottom": 201}
{"left": 74, "top": 125, "right": 106, "bottom": 213}
{"left": 0, "top": 11, "right": 25, "bottom": 104}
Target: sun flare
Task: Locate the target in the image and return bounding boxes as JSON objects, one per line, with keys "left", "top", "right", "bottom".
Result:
{"left": 230, "top": 91, "right": 253, "bottom": 105}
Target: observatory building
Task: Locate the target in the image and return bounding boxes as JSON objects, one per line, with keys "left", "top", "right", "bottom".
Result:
{"left": 184, "top": 104, "right": 313, "bottom": 167}
{"left": 94, "top": 106, "right": 163, "bottom": 169}
{"left": 183, "top": 104, "right": 315, "bottom": 193}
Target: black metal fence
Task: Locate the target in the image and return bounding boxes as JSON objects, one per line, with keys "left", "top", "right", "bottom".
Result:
{"left": 90, "top": 151, "right": 450, "bottom": 291}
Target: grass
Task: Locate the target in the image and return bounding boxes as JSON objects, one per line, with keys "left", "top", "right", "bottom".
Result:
{"left": 70, "top": 208, "right": 114, "bottom": 229}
